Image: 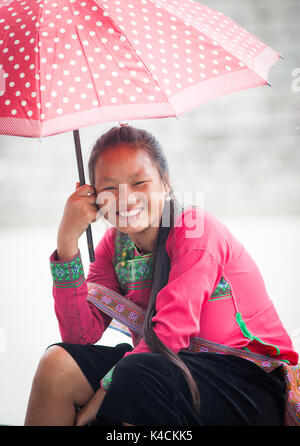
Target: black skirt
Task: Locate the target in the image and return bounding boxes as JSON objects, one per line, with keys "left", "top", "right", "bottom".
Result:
{"left": 48, "top": 341, "right": 286, "bottom": 426}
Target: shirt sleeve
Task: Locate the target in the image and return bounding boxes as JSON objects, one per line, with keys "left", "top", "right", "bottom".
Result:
{"left": 100, "top": 247, "right": 223, "bottom": 390}
{"left": 50, "top": 226, "right": 122, "bottom": 344}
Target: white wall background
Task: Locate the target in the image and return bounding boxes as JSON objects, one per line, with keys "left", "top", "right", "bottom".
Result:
{"left": 0, "top": 0, "right": 299, "bottom": 425}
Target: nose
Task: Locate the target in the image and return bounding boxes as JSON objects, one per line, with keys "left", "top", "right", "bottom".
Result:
{"left": 118, "top": 184, "right": 144, "bottom": 211}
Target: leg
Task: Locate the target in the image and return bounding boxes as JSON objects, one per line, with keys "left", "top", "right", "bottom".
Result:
{"left": 24, "top": 345, "right": 95, "bottom": 426}
{"left": 96, "top": 353, "right": 182, "bottom": 426}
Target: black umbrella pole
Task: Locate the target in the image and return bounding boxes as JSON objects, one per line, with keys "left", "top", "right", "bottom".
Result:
{"left": 73, "top": 129, "right": 95, "bottom": 263}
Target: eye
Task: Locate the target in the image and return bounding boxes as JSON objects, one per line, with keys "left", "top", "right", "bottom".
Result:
{"left": 134, "top": 181, "right": 146, "bottom": 186}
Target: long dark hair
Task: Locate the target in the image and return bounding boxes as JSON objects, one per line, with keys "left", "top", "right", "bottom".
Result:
{"left": 88, "top": 125, "right": 200, "bottom": 415}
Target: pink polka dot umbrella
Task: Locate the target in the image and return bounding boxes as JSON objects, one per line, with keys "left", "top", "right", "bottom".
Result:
{"left": 0, "top": 0, "right": 282, "bottom": 261}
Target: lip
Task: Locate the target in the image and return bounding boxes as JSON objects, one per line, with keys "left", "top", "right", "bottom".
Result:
{"left": 117, "top": 207, "right": 144, "bottom": 218}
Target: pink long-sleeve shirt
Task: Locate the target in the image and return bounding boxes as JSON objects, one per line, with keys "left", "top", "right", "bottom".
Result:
{"left": 50, "top": 207, "right": 298, "bottom": 368}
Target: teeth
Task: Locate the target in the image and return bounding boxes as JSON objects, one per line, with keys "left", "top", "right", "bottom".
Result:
{"left": 119, "top": 207, "right": 142, "bottom": 217}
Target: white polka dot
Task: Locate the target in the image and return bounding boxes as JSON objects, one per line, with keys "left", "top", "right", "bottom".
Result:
{"left": 111, "top": 97, "right": 117, "bottom": 103}
{"left": 27, "top": 111, "right": 33, "bottom": 117}
{"left": 11, "top": 109, "right": 17, "bottom": 115}
{"left": 74, "top": 104, "right": 80, "bottom": 110}
{"left": 63, "top": 97, "right": 69, "bottom": 103}
{"left": 129, "top": 96, "right": 136, "bottom": 102}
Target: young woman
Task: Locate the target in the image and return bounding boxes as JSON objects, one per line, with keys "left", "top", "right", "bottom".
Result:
{"left": 24, "top": 125, "right": 298, "bottom": 426}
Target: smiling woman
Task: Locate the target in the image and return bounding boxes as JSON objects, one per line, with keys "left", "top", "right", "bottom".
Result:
{"left": 24, "top": 125, "right": 298, "bottom": 426}
{"left": 91, "top": 135, "right": 170, "bottom": 254}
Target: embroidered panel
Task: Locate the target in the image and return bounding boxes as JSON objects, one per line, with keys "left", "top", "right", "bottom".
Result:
{"left": 208, "top": 277, "right": 232, "bottom": 301}
{"left": 50, "top": 253, "right": 84, "bottom": 288}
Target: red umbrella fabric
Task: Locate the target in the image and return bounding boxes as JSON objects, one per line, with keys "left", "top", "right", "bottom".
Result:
{"left": 0, "top": 0, "right": 281, "bottom": 138}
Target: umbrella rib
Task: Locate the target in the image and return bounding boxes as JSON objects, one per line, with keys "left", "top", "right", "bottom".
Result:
{"left": 103, "top": 8, "right": 179, "bottom": 119}
{"left": 35, "top": 1, "right": 45, "bottom": 133}
{"left": 69, "top": 6, "right": 102, "bottom": 111}
{"left": 148, "top": 0, "right": 256, "bottom": 77}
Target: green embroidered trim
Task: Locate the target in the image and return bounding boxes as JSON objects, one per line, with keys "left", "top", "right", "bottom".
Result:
{"left": 100, "top": 365, "right": 116, "bottom": 391}
{"left": 242, "top": 347, "right": 251, "bottom": 352}
{"left": 208, "top": 295, "right": 231, "bottom": 302}
{"left": 236, "top": 312, "right": 281, "bottom": 355}
{"left": 208, "top": 277, "right": 232, "bottom": 302}
{"left": 50, "top": 253, "right": 84, "bottom": 288}
{"left": 114, "top": 230, "right": 154, "bottom": 294}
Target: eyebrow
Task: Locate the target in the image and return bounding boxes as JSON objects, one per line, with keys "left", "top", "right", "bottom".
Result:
{"left": 101, "top": 170, "right": 143, "bottom": 182}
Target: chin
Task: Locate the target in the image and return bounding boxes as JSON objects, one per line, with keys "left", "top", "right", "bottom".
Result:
{"left": 117, "top": 224, "right": 149, "bottom": 235}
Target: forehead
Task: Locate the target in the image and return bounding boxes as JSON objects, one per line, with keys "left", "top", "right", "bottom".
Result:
{"left": 94, "top": 144, "right": 156, "bottom": 184}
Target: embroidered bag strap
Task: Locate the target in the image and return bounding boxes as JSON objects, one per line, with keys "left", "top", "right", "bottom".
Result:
{"left": 87, "top": 282, "right": 145, "bottom": 335}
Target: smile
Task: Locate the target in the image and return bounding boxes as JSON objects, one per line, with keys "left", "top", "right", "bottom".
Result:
{"left": 117, "top": 207, "right": 144, "bottom": 218}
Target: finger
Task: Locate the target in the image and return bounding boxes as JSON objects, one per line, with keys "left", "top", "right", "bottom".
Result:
{"left": 76, "top": 184, "right": 96, "bottom": 196}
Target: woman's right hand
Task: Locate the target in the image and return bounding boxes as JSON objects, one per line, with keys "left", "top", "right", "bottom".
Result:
{"left": 57, "top": 182, "right": 99, "bottom": 260}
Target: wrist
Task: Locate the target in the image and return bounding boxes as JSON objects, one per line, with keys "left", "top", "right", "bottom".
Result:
{"left": 50, "top": 248, "right": 85, "bottom": 288}
{"left": 57, "top": 233, "right": 79, "bottom": 261}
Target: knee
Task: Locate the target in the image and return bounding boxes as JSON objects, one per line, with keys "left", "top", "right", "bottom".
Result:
{"left": 33, "top": 345, "right": 74, "bottom": 391}
{"left": 113, "top": 352, "right": 169, "bottom": 380}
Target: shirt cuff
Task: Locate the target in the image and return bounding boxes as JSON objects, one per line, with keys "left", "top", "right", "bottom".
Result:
{"left": 100, "top": 365, "right": 116, "bottom": 391}
{"left": 49, "top": 248, "right": 85, "bottom": 288}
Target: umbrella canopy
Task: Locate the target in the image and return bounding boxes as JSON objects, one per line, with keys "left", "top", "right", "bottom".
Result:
{"left": 0, "top": 0, "right": 281, "bottom": 138}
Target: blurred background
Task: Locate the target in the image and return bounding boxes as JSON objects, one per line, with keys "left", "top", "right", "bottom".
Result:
{"left": 0, "top": 0, "right": 299, "bottom": 425}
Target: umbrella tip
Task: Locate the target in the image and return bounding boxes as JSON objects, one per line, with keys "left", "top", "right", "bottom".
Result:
{"left": 119, "top": 121, "right": 129, "bottom": 127}
{"left": 279, "top": 54, "right": 284, "bottom": 59}
{"left": 266, "top": 82, "right": 272, "bottom": 87}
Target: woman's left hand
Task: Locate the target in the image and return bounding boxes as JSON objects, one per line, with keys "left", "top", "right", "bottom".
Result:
{"left": 75, "top": 387, "right": 107, "bottom": 426}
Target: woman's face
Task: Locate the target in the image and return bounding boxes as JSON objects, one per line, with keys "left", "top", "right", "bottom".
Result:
{"left": 94, "top": 143, "right": 170, "bottom": 236}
